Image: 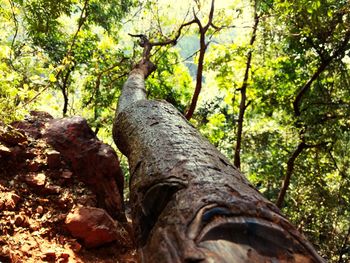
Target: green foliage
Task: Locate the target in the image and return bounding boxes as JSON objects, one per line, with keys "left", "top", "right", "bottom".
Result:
{"left": 197, "top": 0, "right": 350, "bottom": 261}
{"left": 147, "top": 49, "right": 193, "bottom": 113}
{"left": 1, "top": 0, "right": 350, "bottom": 261}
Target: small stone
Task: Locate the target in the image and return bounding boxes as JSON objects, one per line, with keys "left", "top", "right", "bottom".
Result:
{"left": 27, "top": 160, "right": 43, "bottom": 172}
{"left": 59, "top": 252, "right": 69, "bottom": 259}
{"left": 65, "top": 206, "right": 122, "bottom": 248}
{"left": 57, "top": 214, "right": 67, "bottom": 221}
{"left": 57, "top": 196, "right": 73, "bottom": 209}
{"left": 70, "top": 241, "right": 82, "bottom": 252}
{"left": 25, "top": 173, "right": 46, "bottom": 187}
{"left": 14, "top": 215, "right": 24, "bottom": 226}
{"left": 61, "top": 171, "right": 72, "bottom": 179}
{"left": 0, "top": 144, "right": 12, "bottom": 156}
{"left": 46, "top": 149, "right": 61, "bottom": 169}
{"left": 14, "top": 214, "right": 29, "bottom": 227}
{"left": 36, "top": 206, "right": 44, "bottom": 214}
{"left": 77, "top": 194, "right": 96, "bottom": 207}
{"left": 0, "top": 192, "right": 20, "bottom": 210}
{"left": 38, "top": 198, "right": 50, "bottom": 204}
{"left": 58, "top": 235, "right": 66, "bottom": 245}
{"left": 42, "top": 184, "right": 61, "bottom": 195}
{"left": 42, "top": 251, "right": 56, "bottom": 261}
{"left": 0, "top": 125, "right": 27, "bottom": 146}
{"left": 30, "top": 222, "right": 40, "bottom": 231}
{"left": 58, "top": 258, "right": 69, "bottom": 263}
{"left": 20, "top": 243, "right": 33, "bottom": 255}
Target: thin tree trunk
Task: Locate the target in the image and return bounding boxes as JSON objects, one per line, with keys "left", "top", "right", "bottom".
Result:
{"left": 233, "top": 4, "right": 259, "bottom": 169}
{"left": 276, "top": 142, "right": 306, "bottom": 208}
{"left": 185, "top": 35, "right": 207, "bottom": 120}
{"left": 113, "top": 65, "right": 324, "bottom": 262}
{"left": 60, "top": 67, "right": 73, "bottom": 116}
{"left": 185, "top": 0, "right": 215, "bottom": 120}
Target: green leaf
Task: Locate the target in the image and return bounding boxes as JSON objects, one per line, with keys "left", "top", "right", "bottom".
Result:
{"left": 49, "top": 73, "right": 57, "bottom": 82}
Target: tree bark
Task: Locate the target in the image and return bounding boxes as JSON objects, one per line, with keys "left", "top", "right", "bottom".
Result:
{"left": 113, "top": 67, "right": 324, "bottom": 262}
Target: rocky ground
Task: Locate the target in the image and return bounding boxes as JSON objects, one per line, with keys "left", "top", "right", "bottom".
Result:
{"left": 0, "top": 112, "right": 136, "bottom": 262}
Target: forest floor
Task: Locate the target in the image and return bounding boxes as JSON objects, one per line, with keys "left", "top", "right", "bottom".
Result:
{"left": 0, "top": 115, "right": 136, "bottom": 263}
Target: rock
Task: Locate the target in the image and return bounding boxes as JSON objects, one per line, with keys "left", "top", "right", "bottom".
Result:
{"left": 27, "top": 159, "right": 45, "bottom": 172}
{"left": 65, "top": 206, "right": 129, "bottom": 248}
{"left": 69, "top": 240, "right": 82, "bottom": 252}
{"left": 20, "top": 243, "right": 35, "bottom": 255}
{"left": 0, "top": 247, "right": 11, "bottom": 263}
{"left": 11, "top": 111, "right": 53, "bottom": 139}
{"left": 45, "top": 117, "right": 125, "bottom": 221}
{"left": 46, "top": 149, "right": 61, "bottom": 169}
{"left": 0, "top": 192, "right": 20, "bottom": 210}
{"left": 36, "top": 206, "right": 44, "bottom": 214}
{"left": 0, "top": 237, "right": 6, "bottom": 245}
{"left": 57, "top": 236, "right": 65, "bottom": 245}
{"left": 0, "top": 144, "right": 12, "bottom": 156}
{"left": 77, "top": 194, "right": 96, "bottom": 207}
{"left": 14, "top": 214, "right": 30, "bottom": 227}
{"left": 15, "top": 147, "right": 36, "bottom": 160}
{"left": 24, "top": 173, "right": 46, "bottom": 187}
{"left": 29, "top": 221, "right": 40, "bottom": 231}
{"left": 41, "top": 184, "right": 61, "bottom": 195}
{"left": 59, "top": 252, "right": 69, "bottom": 260}
{"left": 27, "top": 161, "right": 41, "bottom": 172}
{"left": 0, "top": 125, "right": 27, "bottom": 146}
{"left": 56, "top": 214, "right": 67, "bottom": 222}
{"left": 29, "top": 111, "right": 54, "bottom": 120}
{"left": 57, "top": 197, "right": 71, "bottom": 209}
{"left": 61, "top": 170, "right": 72, "bottom": 179}
{"left": 42, "top": 251, "right": 56, "bottom": 261}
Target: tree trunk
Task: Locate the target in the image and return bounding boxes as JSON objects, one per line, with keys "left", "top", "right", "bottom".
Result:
{"left": 233, "top": 4, "right": 259, "bottom": 169}
{"left": 59, "top": 67, "right": 73, "bottom": 117}
{"left": 276, "top": 142, "right": 306, "bottom": 208}
{"left": 113, "top": 67, "right": 324, "bottom": 262}
{"left": 184, "top": 31, "right": 207, "bottom": 120}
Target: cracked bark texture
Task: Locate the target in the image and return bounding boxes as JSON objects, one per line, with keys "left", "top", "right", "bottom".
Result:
{"left": 113, "top": 71, "right": 324, "bottom": 262}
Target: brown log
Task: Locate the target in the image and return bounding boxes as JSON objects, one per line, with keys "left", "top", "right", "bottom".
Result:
{"left": 112, "top": 69, "right": 325, "bottom": 262}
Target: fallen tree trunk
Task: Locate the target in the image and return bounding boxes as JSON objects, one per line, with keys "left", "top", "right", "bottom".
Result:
{"left": 113, "top": 62, "right": 324, "bottom": 262}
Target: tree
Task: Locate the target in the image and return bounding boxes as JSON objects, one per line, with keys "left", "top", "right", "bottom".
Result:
{"left": 1, "top": 0, "right": 349, "bottom": 260}
{"left": 233, "top": 0, "right": 259, "bottom": 170}
{"left": 274, "top": 0, "right": 350, "bottom": 208}
{"left": 0, "top": 0, "right": 134, "bottom": 127}
{"left": 112, "top": 36, "right": 324, "bottom": 262}
{"left": 237, "top": 1, "right": 350, "bottom": 259}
